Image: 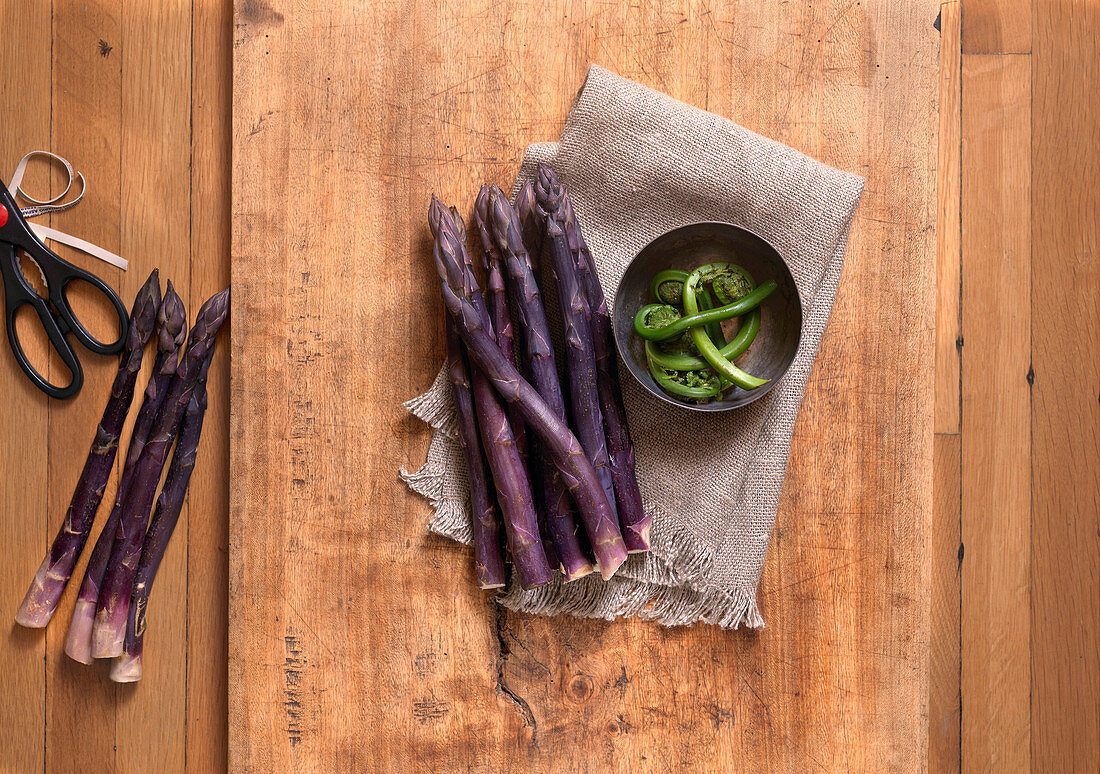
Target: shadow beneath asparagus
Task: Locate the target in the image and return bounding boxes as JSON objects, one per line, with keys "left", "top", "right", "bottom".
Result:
{"left": 7, "top": 620, "right": 42, "bottom": 652}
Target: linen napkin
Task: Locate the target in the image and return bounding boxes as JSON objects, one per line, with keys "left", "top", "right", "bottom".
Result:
{"left": 402, "top": 65, "right": 864, "bottom": 629}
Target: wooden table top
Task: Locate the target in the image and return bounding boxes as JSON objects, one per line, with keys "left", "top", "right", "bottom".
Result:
{"left": 7, "top": 3, "right": 1098, "bottom": 772}
{"left": 230, "top": 1, "right": 936, "bottom": 772}
{"left": 0, "top": 1, "right": 230, "bottom": 771}
{"left": 0, "top": 1, "right": 937, "bottom": 771}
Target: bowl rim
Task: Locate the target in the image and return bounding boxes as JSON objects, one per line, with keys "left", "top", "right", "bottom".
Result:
{"left": 612, "top": 220, "right": 803, "bottom": 413}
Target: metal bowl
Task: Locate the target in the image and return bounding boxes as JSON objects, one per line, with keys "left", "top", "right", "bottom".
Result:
{"left": 612, "top": 222, "right": 802, "bottom": 412}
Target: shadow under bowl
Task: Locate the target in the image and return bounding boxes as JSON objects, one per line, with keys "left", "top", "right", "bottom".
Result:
{"left": 612, "top": 222, "right": 803, "bottom": 412}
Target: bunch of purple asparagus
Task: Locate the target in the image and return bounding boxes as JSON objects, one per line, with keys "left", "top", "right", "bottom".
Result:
{"left": 431, "top": 164, "right": 649, "bottom": 589}
{"left": 14, "top": 269, "right": 229, "bottom": 683}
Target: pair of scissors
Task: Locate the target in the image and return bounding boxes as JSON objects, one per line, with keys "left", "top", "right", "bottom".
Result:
{"left": 0, "top": 177, "right": 129, "bottom": 399}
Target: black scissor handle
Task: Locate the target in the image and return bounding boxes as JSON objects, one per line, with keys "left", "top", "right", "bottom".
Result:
{"left": 49, "top": 259, "right": 129, "bottom": 355}
{"left": 5, "top": 292, "right": 84, "bottom": 400}
{"left": 0, "top": 180, "right": 129, "bottom": 399}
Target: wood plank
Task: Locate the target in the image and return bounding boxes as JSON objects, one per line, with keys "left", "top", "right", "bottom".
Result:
{"left": 115, "top": 2, "right": 192, "bottom": 771}
{"left": 962, "top": 0, "right": 1031, "bottom": 54}
{"left": 187, "top": 1, "right": 233, "bottom": 772}
{"left": 43, "top": 4, "right": 124, "bottom": 771}
{"left": 936, "top": 1, "right": 962, "bottom": 434}
{"left": 0, "top": 2, "right": 52, "bottom": 771}
{"left": 231, "top": 0, "right": 937, "bottom": 770}
{"left": 1030, "top": 3, "right": 1100, "bottom": 770}
{"left": 931, "top": 8, "right": 961, "bottom": 768}
{"left": 0, "top": 0, "right": 227, "bottom": 767}
{"left": 930, "top": 433, "right": 961, "bottom": 773}
{"left": 959, "top": 52, "right": 1031, "bottom": 774}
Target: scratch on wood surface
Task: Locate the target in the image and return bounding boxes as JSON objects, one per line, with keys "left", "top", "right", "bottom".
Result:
{"left": 412, "top": 690, "right": 451, "bottom": 723}
{"left": 704, "top": 700, "right": 734, "bottom": 730}
{"left": 248, "top": 111, "right": 276, "bottom": 137}
{"left": 414, "top": 651, "right": 437, "bottom": 676}
{"left": 607, "top": 666, "right": 631, "bottom": 698}
{"left": 284, "top": 634, "right": 304, "bottom": 747}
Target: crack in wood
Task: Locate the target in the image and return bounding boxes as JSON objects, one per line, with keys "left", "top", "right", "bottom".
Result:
{"left": 493, "top": 605, "right": 539, "bottom": 749}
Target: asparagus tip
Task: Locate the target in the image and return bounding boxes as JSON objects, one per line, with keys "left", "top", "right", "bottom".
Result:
{"left": 486, "top": 186, "right": 524, "bottom": 251}
{"left": 143, "top": 267, "right": 160, "bottom": 290}
{"left": 448, "top": 206, "right": 466, "bottom": 241}
{"left": 517, "top": 179, "right": 535, "bottom": 202}
{"left": 110, "top": 654, "right": 142, "bottom": 683}
{"left": 428, "top": 195, "right": 448, "bottom": 237}
{"left": 127, "top": 268, "right": 163, "bottom": 346}
{"left": 474, "top": 184, "right": 490, "bottom": 222}
{"left": 136, "top": 267, "right": 161, "bottom": 305}
{"left": 160, "top": 281, "right": 188, "bottom": 348}
{"left": 189, "top": 288, "right": 231, "bottom": 348}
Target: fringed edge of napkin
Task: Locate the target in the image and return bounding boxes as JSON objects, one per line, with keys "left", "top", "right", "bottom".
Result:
{"left": 498, "top": 572, "right": 764, "bottom": 630}
{"left": 401, "top": 376, "right": 763, "bottom": 629}
{"left": 399, "top": 369, "right": 474, "bottom": 544}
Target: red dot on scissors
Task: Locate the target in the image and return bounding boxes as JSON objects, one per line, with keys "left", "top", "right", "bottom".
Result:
{"left": 0, "top": 204, "right": 8, "bottom": 228}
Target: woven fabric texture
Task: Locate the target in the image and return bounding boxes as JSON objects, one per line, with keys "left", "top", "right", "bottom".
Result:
{"left": 402, "top": 65, "right": 864, "bottom": 628}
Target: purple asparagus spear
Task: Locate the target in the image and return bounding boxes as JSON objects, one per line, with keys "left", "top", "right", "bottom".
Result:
{"left": 545, "top": 167, "right": 650, "bottom": 551}
{"left": 445, "top": 317, "right": 507, "bottom": 589}
{"left": 15, "top": 270, "right": 161, "bottom": 628}
{"left": 64, "top": 283, "right": 187, "bottom": 663}
{"left": 446, "top": 205, "right": 541, "bottom": 584}
{"left": 473, "top": 186, "right": 528, "bottom": 463}
{"left": 487, "top": 187, "right": 593, "bottom": 581}
{"left": 111, "top": 341, "right": 214, "bottom": 682}
{"left": 515, "top": 180, "right": 545, "bottom": 270}
{"left": 91, "top": 288, "right": 229, "bottom": 658}
{"left": 535, "top": 173, "right": 620, "bottom": 529}
{"left": 430, "top": 201, "right": 550, "bottom": 589}
{"left": 431, "top": 198, "right": 626, "bottom": 579}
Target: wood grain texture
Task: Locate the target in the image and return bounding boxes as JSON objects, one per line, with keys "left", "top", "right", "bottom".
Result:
{"left": 936, "top": 1, "right": 961, "bottom": 434}
{"left": 115, "top": 3, "right": 193, "bottom": 771}
{"left": 962, "top": 0, "right": 1031, "bottom": 53}
{"left": 45, "top": 2, "right": 123, "bottom": 771}
{"left": 1030, "top": 1, "right": 1100, "bottom": 769}
{"left": 959, "top": 52, "right": 1031, "bottom": 774}
{"left": 930, "top": 7, "right": 961, "bottom": 770}
{"left": 0, "top": 2, "right": 51, "bottom": 772}
{"left": 930, "top": 433, "right": 961, "bottom": 774}
{"left": 230, "top": 1, "right": 937, "bottom": 771}
{"left": 0, "top": 1, "right": 229, "bottom": 771}
{"left": 187, "top": 0, "right": 233, "bottom": 771}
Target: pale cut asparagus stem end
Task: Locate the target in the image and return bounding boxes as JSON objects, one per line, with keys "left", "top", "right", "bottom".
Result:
{"left": 562, "top": 563, "right": 596, "bottom": 583}
{"left": 110, "top": 653, "right": 142, "bottom": 683}
{"left": 624, "top": 522, "right": 652, "bottom": 553}
{"left": 63, "top": 600, "right": 97, "bottom": 664}
{"left": 13, "top": 554, "right": 57, "bottom": 628}
{"left": 597, "top": 551, "right": 627, "bottom": 581}
{"left": 479, "top": 581, "right": 507, "bottom": 591}
{"left": 90, "top": 612, "right": 126, "bottom": 659}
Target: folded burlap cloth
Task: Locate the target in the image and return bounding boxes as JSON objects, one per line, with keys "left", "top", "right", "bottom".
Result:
{"left": 402, "top": 65, "right": 864, "bottom": 629}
